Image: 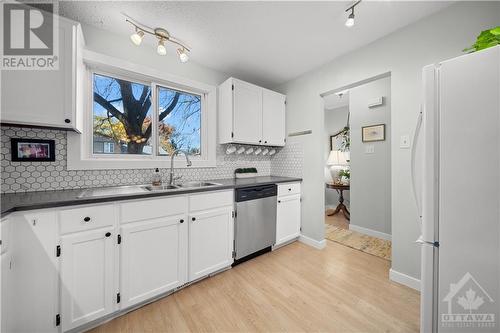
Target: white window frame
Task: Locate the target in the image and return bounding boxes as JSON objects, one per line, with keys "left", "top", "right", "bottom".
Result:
{"left": 67, "top": 50, "right": 216, "bottom": 170}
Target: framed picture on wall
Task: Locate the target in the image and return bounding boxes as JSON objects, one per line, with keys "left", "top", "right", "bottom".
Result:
{"left": 362, "top": 124, "right": 385, "bottom": 142}
{"left": 11, "top": 138, "right": 56, "bottom": 162}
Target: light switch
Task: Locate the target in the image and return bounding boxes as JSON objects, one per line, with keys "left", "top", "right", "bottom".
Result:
{"left": 400, "top": 135, "right": 410, "bottom": 149}
{"left": 365, "top": 145, "right": 375, "bottom": 154}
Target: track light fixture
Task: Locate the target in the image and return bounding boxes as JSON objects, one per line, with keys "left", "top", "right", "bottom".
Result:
{"left": 345, "top": 0, "right": 361, "bottom": 28}
{"left": 177, "top": 48, "right": 189, "bottom": 63}
{"left": 125, "top": 15, "right": 191, "bottom": 62}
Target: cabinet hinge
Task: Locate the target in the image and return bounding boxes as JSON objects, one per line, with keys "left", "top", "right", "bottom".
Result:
{"left": 117, "top": 293, "right": 121, "bottom": 304}
{"left": 232, "top": 211, "right": 237, "bottom": 218}
{"left": 231, "top": 84, "right": 234, "bottom": 91}
{"left": 55, "top": 314, "right": 61, "bottom": 326}
{"left": 117, "top": 234, "right": 122, "bottom": 244}
{"left": 232, "top": 250, "right": 236, "bottom": 259}
{"left": 231, "top": 131, "right": 234, "bottom": 138}
{"left": 56, "top": 245, "right": 61, "bottom": 257}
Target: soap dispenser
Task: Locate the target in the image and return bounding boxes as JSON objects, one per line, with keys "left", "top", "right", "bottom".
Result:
{"left": 152, "top": 168, "right": 162, "bottom": 186}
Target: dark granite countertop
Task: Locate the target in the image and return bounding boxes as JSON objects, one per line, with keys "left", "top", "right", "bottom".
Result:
{"left": 0, "top": 176, "right": 301, "bottom": 217}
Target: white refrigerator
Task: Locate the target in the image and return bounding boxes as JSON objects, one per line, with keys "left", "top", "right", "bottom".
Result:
{"left": 415, "top": 45, "right": 500, "bottom": 333}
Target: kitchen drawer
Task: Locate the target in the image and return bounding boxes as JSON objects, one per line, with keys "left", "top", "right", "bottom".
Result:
{"left": 189, "top": 190, "right": 233, "bottom": 212}
{"left": 278, "top": 182, "right": 301, "bottom": 197}
{"left": 120, "top": 196, "right": 188, "bottom": 224}
{"left": 59, "top": 204, "right": 116, "bottom": 234}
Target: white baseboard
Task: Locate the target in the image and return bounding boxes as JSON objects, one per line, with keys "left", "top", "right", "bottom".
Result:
{"left": 349, "top": 224, "right": 391, "bottom": 241}
{"left": 299, "top": 234, "right": 326, "bottom": 249}
{"left": 389, "top": 268, "right": 421, "bottom": 291}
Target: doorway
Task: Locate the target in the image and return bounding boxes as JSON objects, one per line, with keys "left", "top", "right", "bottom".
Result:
{"left": 322, "top": 75, "right": 392, "bottom": 261}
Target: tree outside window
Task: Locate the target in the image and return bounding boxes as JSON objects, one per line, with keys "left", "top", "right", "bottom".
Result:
{"left": 92, "top": 73, "right": 201, "bottom": 156}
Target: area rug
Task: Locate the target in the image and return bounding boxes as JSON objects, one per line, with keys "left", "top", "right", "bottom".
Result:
{"left": 325, "top": 224, "right": 392, "bottom": 261}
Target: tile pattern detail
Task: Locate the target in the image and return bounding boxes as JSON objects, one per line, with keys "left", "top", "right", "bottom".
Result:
{"left": 1, "top": 126, "right": 273, "bottom": 193}
{"left": 270, "top": 141, "right": 303, "bottom": 178}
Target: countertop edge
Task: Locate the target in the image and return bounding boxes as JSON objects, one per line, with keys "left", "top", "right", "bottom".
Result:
{"left": 1, "top": 177, "right": 302, "bottom": 218}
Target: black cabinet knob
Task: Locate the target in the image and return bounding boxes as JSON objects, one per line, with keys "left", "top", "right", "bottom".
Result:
{"left": 264, "top": 141, "right": 267, "bottom": 144}
{"left": 288, "top": 188, "right": 292, "bottom": 191}
{"left": 64, "top": 118, "right": 71, "bottom": 123}
{"left": 83, "top": 216, "right": 91, "bottom": 222}
{"left": 258, "top": 140, "right": 262, "bottom": 143}
{"left": 105, "top": 232, "right": 111, "bottom": 237}
{"left": 180, "top": 219, "right": 184, "bottom": 223}
{"left": 192, "top": 217, "right": 196, "bottom": 221}
{"left": 278, "top": 200, "right": 281, "bottom": 203}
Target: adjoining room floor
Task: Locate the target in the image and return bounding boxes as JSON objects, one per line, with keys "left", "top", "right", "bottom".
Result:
{"left": 90, "top": 242, "right": 419, "bottom": 333}
{"left": 325, "top": 210, "right": 392, "bottom": 260}
{"left": 325, "top": 209, "right": 350, "bottom": 229}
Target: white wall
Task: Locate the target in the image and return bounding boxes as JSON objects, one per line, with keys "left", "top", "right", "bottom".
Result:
{"left": 276, "top": 2, "right": 500, "bottom": 281}
{"left": 324, "top": 106, "right": 350, "bottom": 209}
{"left": 349, "top": 76, "right": 391, "bottom": 236}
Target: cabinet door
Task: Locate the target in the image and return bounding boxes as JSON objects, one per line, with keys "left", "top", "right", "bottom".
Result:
{"left": 233, "top": 79, "right": 263, "bottom": 144}
{"left": 7, "top": 212, "right": 59, "bottom": 333}
{"left": 189, "top": 207, "right": 233, "bottom": 281}
{"left": 276, "top": 194, "right": 301, "bottom": 246}
{"left": 61, "top": 227, "right": 115, "bottom": 331}
{"left": 1, "top": 21, "right": 76, "bottom": 129}
{"left": 262, "top": 89, "right": 286, "bottom": 146}
{"left": 120, "top": 215, "right": 188, "bottom": 308}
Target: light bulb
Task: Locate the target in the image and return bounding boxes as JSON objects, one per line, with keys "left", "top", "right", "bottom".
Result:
{"left": 157, "top": 39, "right": 167, "bottom": 55}
{"left": 345, "top": 12, "right": 355, "bottom": 27}
{"left": 130, "top": 30, "right": 144, "bottom": 46}
{"left": 177, "top": 48, "right": 189, "bottom": 63}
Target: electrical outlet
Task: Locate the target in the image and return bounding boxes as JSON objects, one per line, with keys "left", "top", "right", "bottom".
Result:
{"left": 365, "top": 145, "right": 375, "bottom": 154}
{"left": 400, "top": 135, "right": 410, "bottom": 148}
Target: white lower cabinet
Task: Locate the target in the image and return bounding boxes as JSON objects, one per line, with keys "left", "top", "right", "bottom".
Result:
{"left": 189, "top": 207, "right": 234, "bottom": 281}
{"left": 120, "top": 215, "right": 188, "bottom": 308}
{"left": 276, "top": 183, "right": 302, "bottom": 246}
{"left": 3, "top": 190, "right": 235, "bottom": 332}
{"left": 60, "top": 227, "right": 116, "bottom": 331}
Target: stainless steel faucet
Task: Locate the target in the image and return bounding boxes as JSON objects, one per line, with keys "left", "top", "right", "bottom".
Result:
{"left": 169, "top": 149, "right": 192, "bottom": 186}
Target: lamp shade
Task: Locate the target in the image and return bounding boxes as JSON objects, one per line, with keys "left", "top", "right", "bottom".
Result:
{"left": 327, "top": 150, "right": 348, "bottom": 166}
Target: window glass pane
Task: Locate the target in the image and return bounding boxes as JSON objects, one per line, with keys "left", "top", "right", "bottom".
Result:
{"left": 157, "top": 86, "right": 201, "bottom": 156}
{"left": 93, "top": 73, "right": 152, "bottom": 155}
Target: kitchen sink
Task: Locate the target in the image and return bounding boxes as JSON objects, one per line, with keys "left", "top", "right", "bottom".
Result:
{"left": 145, "top": 185, "right": 181, "bottom": 191}
{"left": 177, "top": 181, "right": 222, "bottom": 188}
{"left": 78, "top": 185, "right": 150, "bottom": 198}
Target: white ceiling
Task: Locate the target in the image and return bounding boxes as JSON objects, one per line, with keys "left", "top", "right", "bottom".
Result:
{"left": 59, "top": 1, "right": 452, "bottom": 88}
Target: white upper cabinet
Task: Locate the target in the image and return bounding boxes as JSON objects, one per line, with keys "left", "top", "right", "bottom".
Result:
{"left": 1, "top": 17, "right": 85, "bottom": 132}
{"left": 233, "top": 79, "right": 263, "bottom": 144}
{"left": 262, "top": 89, "right": 286, "bottom": 146}
{"left": 218, "top": 77, "right": 286, "bottom": 146}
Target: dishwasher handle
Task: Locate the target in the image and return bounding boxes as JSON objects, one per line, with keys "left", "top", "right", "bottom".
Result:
{"left": 235, "top": 184, "right": 277, "bottom": 202}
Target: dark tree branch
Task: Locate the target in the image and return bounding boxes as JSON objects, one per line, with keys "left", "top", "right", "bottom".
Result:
{"left": 144, "top": 92, "right": 181, "bottom": 139}
{"left": 93, "top": 92, "right": 126, "bottom": 124}
{"left": 159, "top": 92, "right": 181, "bottom": 122}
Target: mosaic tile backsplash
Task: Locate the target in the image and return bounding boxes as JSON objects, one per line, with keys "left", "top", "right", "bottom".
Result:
{"left": 1, "top": 126, "right": 303, "bottom": 193}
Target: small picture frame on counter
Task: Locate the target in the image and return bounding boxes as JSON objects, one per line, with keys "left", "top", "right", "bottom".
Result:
{"left": 11, "top": 138, "right": 56, "bottom": 162}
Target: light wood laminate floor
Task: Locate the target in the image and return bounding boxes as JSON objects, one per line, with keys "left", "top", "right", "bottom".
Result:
{"left": 90, "top": 241, "right": 420, "bottom": 333}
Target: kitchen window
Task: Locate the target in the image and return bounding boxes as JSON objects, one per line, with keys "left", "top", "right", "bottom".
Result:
{"left": 67, "top": 53, "right": 216, "bottom": 170}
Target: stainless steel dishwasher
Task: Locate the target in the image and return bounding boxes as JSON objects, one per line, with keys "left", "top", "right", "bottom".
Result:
{"left": 234, "top": 184, "right": 277, "bottom": 264}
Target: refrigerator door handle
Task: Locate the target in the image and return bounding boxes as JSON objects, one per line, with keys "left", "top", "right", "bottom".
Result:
{"left": 416, "top": 235, "right": 439, "bottom": 247}
{"left": 411, "top": 107, "right": 423, "bottom": 220}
